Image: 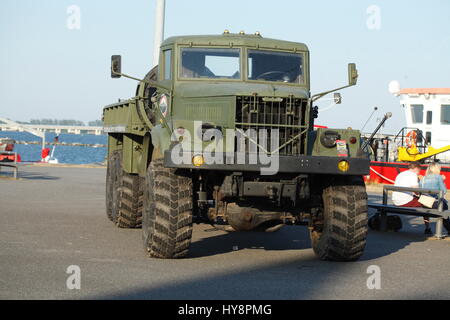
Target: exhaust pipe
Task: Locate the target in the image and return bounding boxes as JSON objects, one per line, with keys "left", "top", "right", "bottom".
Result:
{"left": 152, "top": 0, "right": 166, "bottom": 67}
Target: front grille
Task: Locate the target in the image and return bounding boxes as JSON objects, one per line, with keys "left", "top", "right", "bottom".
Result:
{"left": 235, "top": 95, "right": 308, "bottom": 156}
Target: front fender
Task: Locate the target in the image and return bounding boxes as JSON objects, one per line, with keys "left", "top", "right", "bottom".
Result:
{"left": 150, "top": 124, "right": 173, "bottom": 160}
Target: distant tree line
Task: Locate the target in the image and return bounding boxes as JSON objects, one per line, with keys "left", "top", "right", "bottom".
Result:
{"left": 27, "top": 119, "right": 103, "bottom": 127}
{"left": 30, "top": 119, "right": 85, "bottom": 126}
{"left": 87, "top": 120, "right": 103, "bottom": 127}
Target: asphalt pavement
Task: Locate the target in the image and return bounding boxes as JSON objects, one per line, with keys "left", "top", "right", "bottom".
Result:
{"left": 1, "top": 165, "right": 449, "bottom": 300}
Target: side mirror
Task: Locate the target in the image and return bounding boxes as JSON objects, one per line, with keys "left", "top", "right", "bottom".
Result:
{"left": 334, "top": 93, "right": 342, "bottom": 104}
{"left": 348, "top": 63, "right": 358, "bottom": 86}
{"left": 111, "top": 55, "right": 122, "bottom": 78}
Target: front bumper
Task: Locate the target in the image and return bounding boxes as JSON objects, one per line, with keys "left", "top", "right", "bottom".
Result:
{"left": 164, "top": 151, "right": 370, "bottom": 176}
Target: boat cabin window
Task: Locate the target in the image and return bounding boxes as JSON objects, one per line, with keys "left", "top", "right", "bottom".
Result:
{"left": 441, "top": 105, "right": 450, "bottom": 125}
{"left": 426, "top": 111, "right": 433, "bottom": 125}
{"left": 411, "top": 104, "right": 424, "bottom": 124}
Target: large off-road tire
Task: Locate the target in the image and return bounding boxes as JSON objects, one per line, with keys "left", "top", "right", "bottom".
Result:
{"left": 105, "top": 150, "right": 143, "bottom": 228}
{"left": 310, "top": 176, "right": 368, "bottom": 262}
{"left": 142, "top": 159, "right": 193, "bottom": 259}
{"left": 106, "top": 150, "right": 122, "bottom": 222}
{"left": 117, "top": 174, "right": 143, "bottom": 228}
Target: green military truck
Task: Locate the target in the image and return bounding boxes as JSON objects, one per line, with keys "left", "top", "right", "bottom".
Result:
{"left": 103, "top": 31, "right": 369, "bottom": 261}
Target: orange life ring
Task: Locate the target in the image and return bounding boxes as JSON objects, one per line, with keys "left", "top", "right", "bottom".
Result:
{"left": 405, "top": 130, "right": 418, "bottom": 148}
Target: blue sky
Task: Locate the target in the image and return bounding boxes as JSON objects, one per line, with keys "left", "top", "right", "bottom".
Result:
{"left": 1, "top": 0, "right": 449, "bottom": 134}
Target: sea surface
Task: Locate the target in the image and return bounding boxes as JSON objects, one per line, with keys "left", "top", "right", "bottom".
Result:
{"left": 0, "top": 131, "right": 107, "bottom": 164}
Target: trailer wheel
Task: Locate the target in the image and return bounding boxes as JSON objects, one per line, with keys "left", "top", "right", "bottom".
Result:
{"left": 142, "top": 159, "right": 193, "bottom": 259}
{"left": 105, "top": 150, "right": 143, "bottom": 228}
{"left": 310, "top": 176, "right": 368, "bottom": 262}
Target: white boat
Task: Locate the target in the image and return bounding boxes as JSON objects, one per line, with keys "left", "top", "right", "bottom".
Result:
{"left": 366, "top": 88, "right": 450, "bottom": 187}
{"left": 397, "top": 88, "right": 450, "bottom": 162}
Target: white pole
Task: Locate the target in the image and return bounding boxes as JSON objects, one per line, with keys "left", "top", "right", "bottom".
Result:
{"left": 152, "top": 0, "right": 166, "bottom": 67}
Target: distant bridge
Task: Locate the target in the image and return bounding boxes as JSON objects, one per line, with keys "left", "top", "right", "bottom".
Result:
{"left": 0, "top": 119, "right": 104, "bottom": 136}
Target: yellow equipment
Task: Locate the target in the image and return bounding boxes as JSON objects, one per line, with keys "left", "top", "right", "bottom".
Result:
{"left": 397, "top": 145, "right": 450, "bottom": 162}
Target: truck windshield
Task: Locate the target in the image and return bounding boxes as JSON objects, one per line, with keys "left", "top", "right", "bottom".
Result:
{"left": 248, "top": 50, "right": 304, "bottom": 84}
{"left": 180, "top": 48, "right": 240, "bottom": 79}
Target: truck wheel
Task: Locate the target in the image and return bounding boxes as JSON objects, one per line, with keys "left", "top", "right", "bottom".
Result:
{"left": 117, "top": 174, "right": 143, "bottom": 228}
{"left": 105, "top": 150, "right": 143, "bottom": 228}
{"left": 310, "top": 177, "right": 368, "bottom": 262}
{"left": 106, "top": 150, "right": 122, "bottom": 222}
{"left": 142, "top": 159, "right": 193, "bottom": 259}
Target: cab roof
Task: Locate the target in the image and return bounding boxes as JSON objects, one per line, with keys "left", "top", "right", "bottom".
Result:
{"left": 161, "top": 33, "right": 309, "bottom": 52}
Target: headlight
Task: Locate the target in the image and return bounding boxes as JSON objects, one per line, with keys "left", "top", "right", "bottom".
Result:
{"left": 192, "top": 155, "right": 205, "bottom": 167}
{"left": 320, "top": 130, "right": 341, "bottom": 148}
{"left": 159, "top": 94, "right": 168, "bottom": 117}
{"left": 338, "top": 160, "right": 350, "bottom": 172}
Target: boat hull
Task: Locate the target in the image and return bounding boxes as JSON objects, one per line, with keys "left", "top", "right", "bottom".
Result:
{"left": 368, "top": 161, "right": 450, "bottom": 189}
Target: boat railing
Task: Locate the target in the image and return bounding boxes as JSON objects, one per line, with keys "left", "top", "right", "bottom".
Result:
{"left": 393, "top": 127, "right": 428, "bottom": 154}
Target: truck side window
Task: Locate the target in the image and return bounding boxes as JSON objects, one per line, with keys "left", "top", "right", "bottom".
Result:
{"left": 164, "top": 50, "right": 172, "bottom": 80}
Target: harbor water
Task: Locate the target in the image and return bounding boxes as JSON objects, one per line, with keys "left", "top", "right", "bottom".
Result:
{"left": 0, "top": 131, "right": 107, "bottom": 164}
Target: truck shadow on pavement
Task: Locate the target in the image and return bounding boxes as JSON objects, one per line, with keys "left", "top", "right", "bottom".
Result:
{"left": 92, "top": 193, "right": 437, "bottom": 300}
{"left": 16, "top": 171, "right": 60, "bottom": 180}
{"left": 0, "top": 169, "right": 60, "bottom": 180}
{"left": 93, "top": 205, "right": 436, "bottom": 300}
{"left": 95, "top": 242, "right": 448, "bottom": 300}
{"left": 188, "top": 221, "right": 427, "bottom": 261}
{"left": 184, "top": 193, "right": 428, "bottom": 260}
{"left": 95, "top": 225, "right": 433, "bottom": 300}
{"left": 96, "top": 257, "right": 365, "bottom": 300}
{"left": 188, "top": 226, "right": 312, "bottom": 258}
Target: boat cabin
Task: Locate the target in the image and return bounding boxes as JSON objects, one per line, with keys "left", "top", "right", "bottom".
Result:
{"left": 397, "top": 88, "right": 450, "bottom": 162}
